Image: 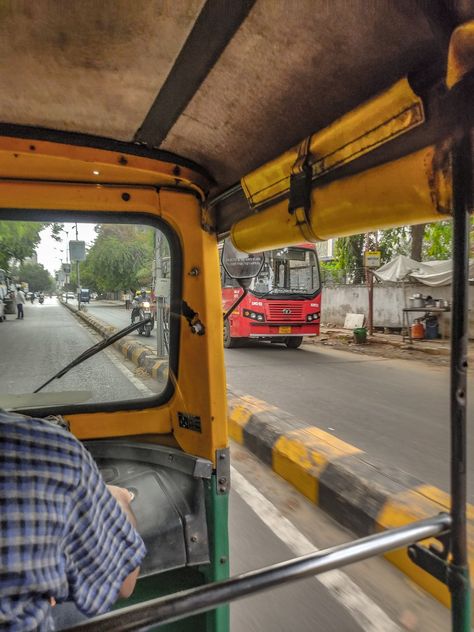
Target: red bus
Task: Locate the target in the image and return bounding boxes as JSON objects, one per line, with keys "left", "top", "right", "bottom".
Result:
{"left": 221, "top": 243, "right": 321, "bottom": 349}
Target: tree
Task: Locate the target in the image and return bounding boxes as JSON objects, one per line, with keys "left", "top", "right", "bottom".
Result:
{"left": 410, "top": 224, "right": 425, "bottom": 261}
{"left": 378, "top": 227, "right": 410, "bottom": 262}
{"left": 0, "top": 221, "right": 63, "bottom": 270}
{"left": 333, "top": 235, "right": 365, "bottom": 283}
{"left": 77, "top": 225, "right": 154, "bottom": 293}
{"left": 18, "top": 262, "right": 54, "bottom": 292}
{"left": 0, "top": 221, "right": 45, "bottom": 270}
{"left": 423, "top": 221, "right": 452, "bottom": 260}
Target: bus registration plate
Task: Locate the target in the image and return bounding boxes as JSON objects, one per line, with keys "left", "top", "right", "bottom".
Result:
{"left": 279, "top": 326, "right": 291, "bottom": 334}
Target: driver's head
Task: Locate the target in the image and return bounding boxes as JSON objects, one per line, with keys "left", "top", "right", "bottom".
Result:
{"left": 141, "top": 291, "right": 146, "bottom": 297}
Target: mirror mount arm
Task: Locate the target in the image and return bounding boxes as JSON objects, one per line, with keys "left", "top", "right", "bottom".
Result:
{"left": 223, "top": 280, "right": 249, "bottom": 322}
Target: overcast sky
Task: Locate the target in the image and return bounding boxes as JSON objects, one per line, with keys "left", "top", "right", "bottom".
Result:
{"left": 36, "top": 222, "right": 98, "bottom": 274}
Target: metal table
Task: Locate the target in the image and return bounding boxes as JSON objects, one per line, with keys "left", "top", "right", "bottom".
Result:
{"left": 402, "top": 307, "right": 450, "bottom": 342}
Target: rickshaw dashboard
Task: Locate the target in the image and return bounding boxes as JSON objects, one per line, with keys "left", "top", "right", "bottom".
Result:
{"left": 86, "top": 441, "right": 212, "bottom": 577}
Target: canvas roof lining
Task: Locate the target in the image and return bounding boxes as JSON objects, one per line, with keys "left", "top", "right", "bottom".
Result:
{"left": 0, "top": 1, "right": 471, "bottom": 204}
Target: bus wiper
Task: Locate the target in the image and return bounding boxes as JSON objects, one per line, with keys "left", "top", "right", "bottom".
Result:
{"left": 256, "top": 289, "right": 311, "bottom": 300}
{"left": 34, "top": 318, "right": 152, "bottom": 393}
{"left": 255, "top": 288, "right": 280, "bottom": 299}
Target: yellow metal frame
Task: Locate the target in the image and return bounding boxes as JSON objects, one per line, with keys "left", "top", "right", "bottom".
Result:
{"left": 0, "top": 140, "right": 227, "bottom": 464}
{"left": 241, "top": 78, "right": 425, "bottom": 209}
{"left": 232, "top": 144, "right": 452, "bottom": 253}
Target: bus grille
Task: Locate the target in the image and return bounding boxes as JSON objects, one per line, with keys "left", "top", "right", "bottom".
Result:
{"left": 266, "top": 302, "right": 304, "bottom": 322}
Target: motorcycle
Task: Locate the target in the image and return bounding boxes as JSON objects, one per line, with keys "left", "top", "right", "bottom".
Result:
{"left": 131, "top": 300, "right": 154, "bottom": 337}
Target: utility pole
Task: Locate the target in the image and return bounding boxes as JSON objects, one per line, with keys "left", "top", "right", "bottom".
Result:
{"left": 75, "top": 223, "right": 81, "bottom": 311}
{"left": 155, "top": 230, "right": 166, "bottom": 358}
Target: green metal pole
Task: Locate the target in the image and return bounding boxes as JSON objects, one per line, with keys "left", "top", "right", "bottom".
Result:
{"left": 449, "top": 111, "right": 472, "bottom": 631}
{"left": 203, "top": 473, "right": 230, "bottom": 632}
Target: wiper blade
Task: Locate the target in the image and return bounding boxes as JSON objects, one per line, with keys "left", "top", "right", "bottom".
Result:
{"left": 34, "top": 318, "right": 152, "bottom": 393}
{"left": 255, "top": 288, "right": 279, "bottom": 299}
{"left": 255, "top": 289, "right": 311, "bottom": 299}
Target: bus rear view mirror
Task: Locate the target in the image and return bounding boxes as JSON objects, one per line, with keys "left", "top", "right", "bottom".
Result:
{"left": 221, "top": 239, "right": 264, "bottom": 282}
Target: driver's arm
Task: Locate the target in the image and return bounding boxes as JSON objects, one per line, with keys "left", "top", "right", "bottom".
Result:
{"left": 64, "top": 446, "right": 146, "bottom": 616}
{"left": 107, "top": 485, "right": 141, "bottom": 598}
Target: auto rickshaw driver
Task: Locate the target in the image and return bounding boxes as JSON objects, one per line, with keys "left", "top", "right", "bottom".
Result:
{"left": 0, "top": 409, "right": 145, "bottom": 629}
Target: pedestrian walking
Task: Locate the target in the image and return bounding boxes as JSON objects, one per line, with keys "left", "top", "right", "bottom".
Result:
{"left": 124, "top": 291, "right": 132, "bottom": 310}
{"left": 15, "top": 286, "right": 26, "bottom": 319}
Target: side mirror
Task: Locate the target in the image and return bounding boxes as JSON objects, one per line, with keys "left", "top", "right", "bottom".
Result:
{"left": 221, "top": 239, "right": 264, "bottom": 285}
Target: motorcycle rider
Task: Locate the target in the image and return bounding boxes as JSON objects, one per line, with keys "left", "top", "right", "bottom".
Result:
{"left": 131, "top": 290, "right": 148, "bottom": 324}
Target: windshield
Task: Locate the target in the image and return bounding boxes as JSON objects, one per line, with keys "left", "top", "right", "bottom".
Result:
{"left": 251, "top": 247, "right": 320, "bottom": 297}
{"left": 0, "top": 218, "right": 173, "bottom": 411}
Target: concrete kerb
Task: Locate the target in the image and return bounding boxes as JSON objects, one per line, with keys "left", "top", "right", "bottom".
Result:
{"left": 227, "top": 387, "right": 474, "bottom": 608}
{"left": 61, "top": 300, "right": 168, "bottom": 382}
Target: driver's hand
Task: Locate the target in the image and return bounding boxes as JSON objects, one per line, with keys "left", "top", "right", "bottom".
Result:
{"left": 107, "top": 485, "right": 134, "bottom": 510}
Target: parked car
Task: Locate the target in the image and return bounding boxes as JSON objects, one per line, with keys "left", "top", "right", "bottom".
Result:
{"left": 66, "top": 292, "right": 75, "bottom": 300}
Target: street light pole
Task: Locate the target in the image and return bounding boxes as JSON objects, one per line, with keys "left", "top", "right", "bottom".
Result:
{"left": 61, "top": 228, "right": 70, "bottom": 302}
{"left": 155, "top": 231, "right": 165, "bottom": 358}
{"left": 75, "top": 223, "right": 81, "bottom": 311}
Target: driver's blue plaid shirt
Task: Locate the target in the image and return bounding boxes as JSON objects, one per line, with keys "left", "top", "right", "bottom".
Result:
{"left": 0, "top": 411, "right": 146, "bottom": 631}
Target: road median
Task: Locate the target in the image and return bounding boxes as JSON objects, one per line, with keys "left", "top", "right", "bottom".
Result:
{"left": 227, "top": 387, "right": 473, "bottom": 608}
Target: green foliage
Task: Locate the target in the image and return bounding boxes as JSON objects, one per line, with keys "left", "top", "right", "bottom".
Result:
{"left": 378, "top": 227, "right": 411, "bottom": 262}
{"left": 18, "top": 262, "right": 54, "bottom": 292}
{"left": 77, "top": 225, "right": 154, "bottom": 293}
{"left": 328, "top": 220, "right": 460, "bottom": 285}
{"left": 0, "top": 221, "right": 45, "bottom": 270}
{"left": 423, "top": 221, "right": 452, "bottom": 260}
{"left": 0, "top": 221, "right": 64, "bottom": 271}
{"left": 333, "top": 235, "right": 365, "bottom": 283}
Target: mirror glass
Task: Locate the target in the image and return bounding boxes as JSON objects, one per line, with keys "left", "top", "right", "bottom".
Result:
{"left": 0, "top": 218, "right": 173, "bottom": 411}
{"left": 221, "top": 238, "right": 264, "bottom": 279}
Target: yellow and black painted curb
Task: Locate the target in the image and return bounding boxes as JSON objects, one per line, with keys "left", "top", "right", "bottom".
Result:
{"left": 61, "top": 301, "right": 168, "bottom": 382}
{"left": 227, "top": 387, "right": 474, "bottom": 608}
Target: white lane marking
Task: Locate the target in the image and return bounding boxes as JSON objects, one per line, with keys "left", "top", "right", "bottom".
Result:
{"left": 102, "top": 347, "right": 156, "bottom": 397}
{"left": 231, "top": 466, "right": 400, "bottom": 632}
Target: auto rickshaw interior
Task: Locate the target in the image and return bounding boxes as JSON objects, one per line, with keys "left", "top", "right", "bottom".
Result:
{"left": 0, "top": 1, "right": 472, "bottom": 630}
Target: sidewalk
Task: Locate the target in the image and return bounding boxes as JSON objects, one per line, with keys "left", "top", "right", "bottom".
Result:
{"left": 303, "top": 326, "right": 474, "bottom": 366}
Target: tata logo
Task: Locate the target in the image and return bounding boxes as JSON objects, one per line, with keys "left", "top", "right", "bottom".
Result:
{"left": 282, "top": 308, "right": 292, "bottom": 314}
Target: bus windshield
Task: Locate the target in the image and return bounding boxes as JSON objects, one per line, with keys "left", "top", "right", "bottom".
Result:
{"left": 251, "top": 247, "right": 320, "bottom": 298}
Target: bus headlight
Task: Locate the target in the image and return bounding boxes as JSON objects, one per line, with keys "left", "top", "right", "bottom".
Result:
{"left": 244, "top": 310, "right": 265, "bottom": 321}
{"left": 307, "top": 312, "right": 320, "bottom": 322}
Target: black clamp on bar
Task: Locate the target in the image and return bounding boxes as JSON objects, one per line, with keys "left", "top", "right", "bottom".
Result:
{"left": 288, "top": 163, "right": 313, "bottom": 215}
{"left": 288, "top": 136, "right": 319, "bottom": 242}
{"left": 407, "top": 519, "right": 450, "bottom": 585}
{"left": 288, "top": 135, "right": 313, "bottom": 215}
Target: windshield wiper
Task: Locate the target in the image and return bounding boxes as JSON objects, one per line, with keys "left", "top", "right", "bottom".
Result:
{"left": 34, "top": 318, "right": 152, "bottom": 393}
{"left": 255, "top": 289, "right": 312, "bottom": 300}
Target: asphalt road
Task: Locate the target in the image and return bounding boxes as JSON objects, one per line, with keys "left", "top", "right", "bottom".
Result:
{"left": 0, "top": 300, "right": 450, "bottom": 630}
{"left": 0, "top": 298, "right": 159, "bottom": 405}
{"left": 225, "top": 340, "right": 474, "bottom": 502}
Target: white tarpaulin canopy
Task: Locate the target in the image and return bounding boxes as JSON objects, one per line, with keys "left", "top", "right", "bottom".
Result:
{"left": 374, "top": 254, "right": 474, "bottom": 287}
